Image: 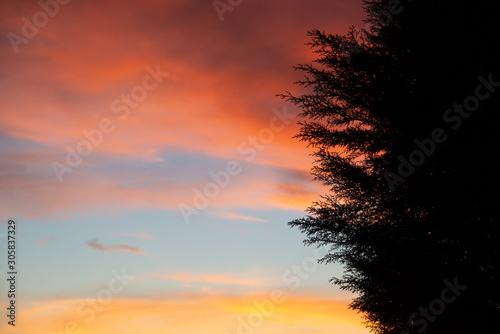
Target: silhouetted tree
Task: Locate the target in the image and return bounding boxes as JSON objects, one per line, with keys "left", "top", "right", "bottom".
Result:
{"left": 280, "top": 1, "right": 500, "bottom": 333}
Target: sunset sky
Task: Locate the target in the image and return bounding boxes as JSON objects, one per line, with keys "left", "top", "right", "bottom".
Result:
{"left": 0, "top": 1, "right": 370, "bottom": 333}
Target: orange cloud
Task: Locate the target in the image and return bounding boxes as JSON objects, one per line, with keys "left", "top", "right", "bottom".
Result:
{"left": 270, "top": 181, "right": 327, "bottom": 210}
{"left": 1, "top": 294, "right": 369, "bottom": 334}
{"left": 87, "top": 239, "right": 147, "bottom": 256}
{"left": 0, "top": 0, "right": 331, "bottom": 175}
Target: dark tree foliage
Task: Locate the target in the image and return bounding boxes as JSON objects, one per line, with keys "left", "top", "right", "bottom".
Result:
{"left": 280, "top": 0, "right": 500, "bottom": 333}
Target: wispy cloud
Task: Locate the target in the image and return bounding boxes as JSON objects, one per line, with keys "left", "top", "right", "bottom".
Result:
{"left": 87, "top": 239, "right": 147, "bottom": 256}
{"left": 216, "top": 211, "right": 266, "bottom": 222}
{"left": 151, "top": 272, "right": 271, "bottom": 286}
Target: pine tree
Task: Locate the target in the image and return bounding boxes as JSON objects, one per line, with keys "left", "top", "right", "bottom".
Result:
{"left": 280, "top": 1, "right": 500, "bottom": 332}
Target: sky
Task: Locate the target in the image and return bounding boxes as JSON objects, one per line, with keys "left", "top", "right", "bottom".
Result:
{"left": 0, "top": 0, "right": 370, "bottom": 333}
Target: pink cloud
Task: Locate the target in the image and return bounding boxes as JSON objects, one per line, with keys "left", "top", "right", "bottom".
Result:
{"left": 0, "top": 0, "right": 361, "bottom": 219}
{"left": 216, "top": 212, "right": 266, "bottom": 222}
